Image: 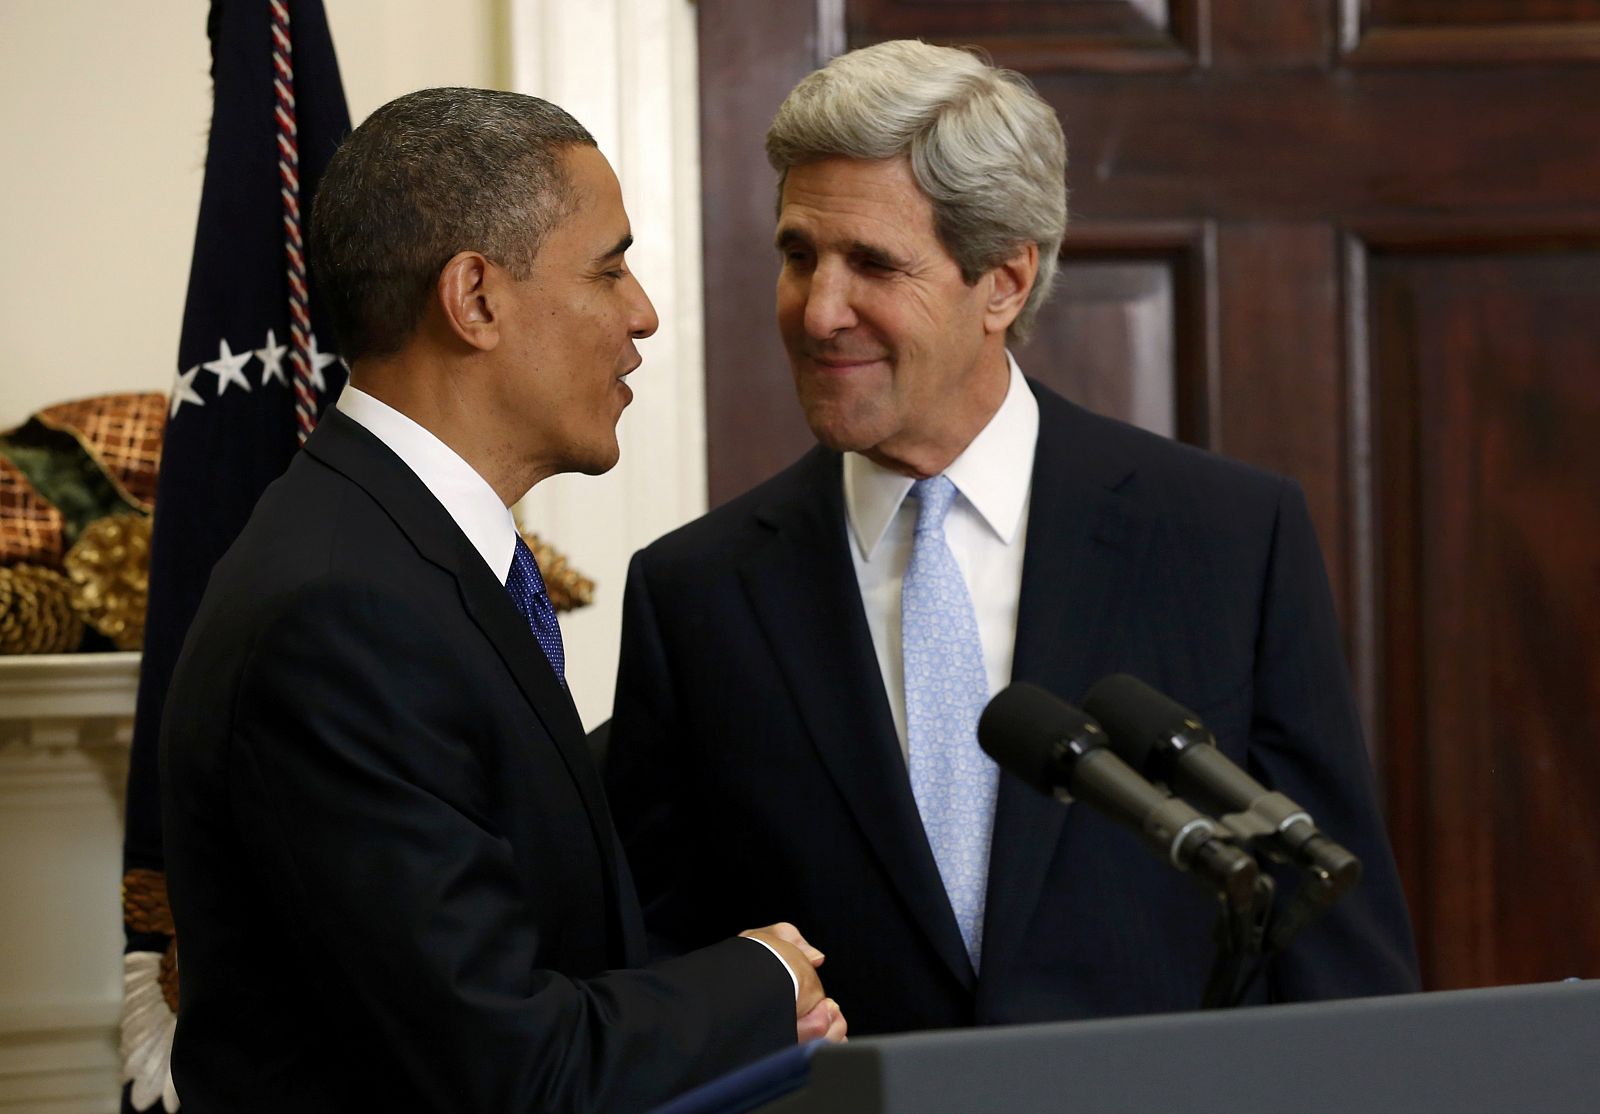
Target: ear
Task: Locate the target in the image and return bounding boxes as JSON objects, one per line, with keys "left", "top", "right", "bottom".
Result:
{"left": 436, "top": 251, "right": 501, "bottom": 352}
{"left": 981, "top": 242, "right": 1040, "bottom": 336}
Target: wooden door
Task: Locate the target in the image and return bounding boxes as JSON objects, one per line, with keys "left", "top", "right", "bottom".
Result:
{"left": 698, "top": 0, "right": 1600, "bottom": 990}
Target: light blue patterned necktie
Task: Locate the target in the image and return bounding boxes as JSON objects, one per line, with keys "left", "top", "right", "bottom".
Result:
{"left": 902, "top": 475, "right": 999, "bottom": 969}
{"left": 506, "top": 536, "right": 566, "bottom": 687}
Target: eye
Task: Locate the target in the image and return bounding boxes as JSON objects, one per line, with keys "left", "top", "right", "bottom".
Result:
{"left": 853, "top": 254, "right": 897, "bottom": 276}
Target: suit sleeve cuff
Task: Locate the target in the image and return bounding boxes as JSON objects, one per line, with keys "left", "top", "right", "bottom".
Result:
{"left": 742, "top": 936, "right": 800, "bottom": 1001}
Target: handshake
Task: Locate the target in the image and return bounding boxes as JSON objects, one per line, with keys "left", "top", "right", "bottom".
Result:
{"left": 740, "top": 922, "right": 849, "bottom": 1044}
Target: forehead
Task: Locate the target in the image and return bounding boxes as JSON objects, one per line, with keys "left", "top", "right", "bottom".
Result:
{"left": 776, "top": 156, "right": 940, "bottom": 253}
{"left": 553, "top": 144, "right": 628, "bottom": 243}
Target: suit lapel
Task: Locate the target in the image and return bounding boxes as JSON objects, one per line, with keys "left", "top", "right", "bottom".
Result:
{"left": 979, "top": 385, "right": 1154, "bottom": 979}
{"left": 741, "top": 450, "right": 977, "bottom": 991}
{"left": 305, "top": 412, "right": 624, "bottom": 949}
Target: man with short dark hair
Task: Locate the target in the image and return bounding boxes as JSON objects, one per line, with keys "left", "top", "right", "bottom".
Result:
{"left": 605, "top": 41, "right": 1420, "bottom": 1035}
{"left": 160, "top": 87, "right": 841, "bottom": 1114}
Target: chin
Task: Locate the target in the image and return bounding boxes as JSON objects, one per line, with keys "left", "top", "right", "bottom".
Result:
{"left": 574, "top": 442, "right": 622, "bottom": 477}
{"left": 802, "top": 401, "right": 890, "bottom": 455}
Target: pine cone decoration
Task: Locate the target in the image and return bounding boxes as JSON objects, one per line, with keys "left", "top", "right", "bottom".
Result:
{"left": 0, "top": 563, "right": 85, "bottom": 654}
{"left": 518, "top": 531, "right": 595, "bottom": 612}
{"left": 123, "top": 868, "right": 176, "bottom": 937}
{"left": 123, "top": 868, "right": 180, "bottom": 1013}
{"left": 65, "top": 514, "right": 151, "bottom": 650}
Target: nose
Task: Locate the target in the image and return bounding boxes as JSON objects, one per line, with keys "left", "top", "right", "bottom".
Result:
{"left": 801, "top": 259, "right": 857, "bottom": 339}
{"left": 629, "top": 274, "right": 659, "bottom": 340}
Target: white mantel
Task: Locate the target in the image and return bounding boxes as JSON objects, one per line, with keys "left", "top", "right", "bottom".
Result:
{"left": 0, "top": 653, "right": 139, "bottom": 1114}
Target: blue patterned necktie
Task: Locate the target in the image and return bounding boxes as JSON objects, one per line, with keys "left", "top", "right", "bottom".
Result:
{"left": 902, "top": 475, "right": 999, "bottom": 969}
{"left": 506, "top": 536, "right": 566, "bottom": 687}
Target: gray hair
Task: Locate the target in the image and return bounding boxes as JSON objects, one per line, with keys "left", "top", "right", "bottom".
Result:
{"left": 766, "top": 40, "right": 1067, "bottom": 341}
{"left": 309, "top": 87, "right": 595, "bottom": 362}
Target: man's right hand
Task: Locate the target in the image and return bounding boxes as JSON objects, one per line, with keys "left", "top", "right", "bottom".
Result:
{"left": 740, "top": 923, "right": 848, "bottom": 1044}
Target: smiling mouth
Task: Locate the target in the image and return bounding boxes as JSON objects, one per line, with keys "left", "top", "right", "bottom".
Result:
{"left": 809, "top": 355, "right": 887, "bottom": 370}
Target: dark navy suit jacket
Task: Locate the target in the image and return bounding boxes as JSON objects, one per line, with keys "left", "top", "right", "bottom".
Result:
{"left": 160, "top": 410, "right": 792, "bottom": 1113}
{"left": 605, "top": 380, "right": 1420, "bottom": 1036}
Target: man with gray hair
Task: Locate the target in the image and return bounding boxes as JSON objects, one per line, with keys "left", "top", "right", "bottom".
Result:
{"left": 605, "top": 41, "right": 1419, "bottom": 1034}
{"left": 161, "top": 87, "right": 842, "bottom": 1114}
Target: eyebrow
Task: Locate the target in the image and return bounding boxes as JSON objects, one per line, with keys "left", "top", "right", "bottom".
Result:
{"left": 775, "top": 228, "right": 809, "bottom": 252}
{"left": 849, "top": 241, "right": 906, "bottom": 269}
{"left": 775, "top": 228, "right": 906, "bottom": 268}
{"left": 593, "top": 232, "right": 633, "bottom": 264}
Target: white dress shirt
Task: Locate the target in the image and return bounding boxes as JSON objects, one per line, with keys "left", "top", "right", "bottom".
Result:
{"left": 845, "top": 353, "right": 1039, "bottom": 761}
{"left": 336, "top": 385, "right": 520, "bottom": 580}
{"left": 334, "top": 384, "right": 800, "bottom": 999}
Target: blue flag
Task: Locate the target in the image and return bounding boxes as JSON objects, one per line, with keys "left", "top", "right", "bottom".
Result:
{"left": 120, "top": 2, "right": 350, "bottom": 1109}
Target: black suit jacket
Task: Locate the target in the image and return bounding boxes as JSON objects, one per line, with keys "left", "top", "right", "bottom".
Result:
{"left": 604, "top": 381, "right": 1420, "bottom": 1036}
{"left": 160, "top": 410, "right": 792, "bottom": 1113}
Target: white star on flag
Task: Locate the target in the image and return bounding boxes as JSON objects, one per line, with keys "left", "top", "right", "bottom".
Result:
{"left": 203, "top": 338, "right": 254, "bottom": 395}
{"left": 306, "top": 333, "right": 340, "bottom": 392}
{"left": 169, "top": 365, "right": 205, "bottom": 418}
{"left": 256, "top": 328, "right": 289, "bottom": 387}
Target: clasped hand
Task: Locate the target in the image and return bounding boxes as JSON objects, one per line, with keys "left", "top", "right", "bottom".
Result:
{"left": 740, "top": 922, "right": 848, "bottom": 1044}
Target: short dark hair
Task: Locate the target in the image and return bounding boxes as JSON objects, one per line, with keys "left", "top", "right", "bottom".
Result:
{"left": 309, "top": 87, "right": 595, "bottom": 362}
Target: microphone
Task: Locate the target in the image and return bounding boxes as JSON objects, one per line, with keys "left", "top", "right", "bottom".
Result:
{"left": 978, "top": 683, "right": 1258, "bottom": 905}
{"left": 1081, "top": 674, "right": 1360, "bottom": 896}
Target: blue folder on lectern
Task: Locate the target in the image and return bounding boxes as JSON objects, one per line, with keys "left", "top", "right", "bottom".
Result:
{"left": 648, "top": 1040, "right": 823, "bottom": 1114}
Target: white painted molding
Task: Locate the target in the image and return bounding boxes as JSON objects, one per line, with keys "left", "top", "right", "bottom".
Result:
{"left": 0, "top": 652, "right": 138, "bottom": 1114}
{"left": 508, "top": 0, "right": 707, "bottom": 730}
{"left": 0, "top": 654, "right": 140, "bottom": 738}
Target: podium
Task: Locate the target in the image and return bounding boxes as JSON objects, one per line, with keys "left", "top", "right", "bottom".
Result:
{"left": 656, "top": 980, "right": 1598, "bottom": 1113}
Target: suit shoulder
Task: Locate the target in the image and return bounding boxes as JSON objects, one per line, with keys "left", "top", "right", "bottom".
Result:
{"left": 1034, "top": 382, "right": 1292, "bottom": 523}
{"left": 636, "top": 447, "right": 837, "bottom": 569}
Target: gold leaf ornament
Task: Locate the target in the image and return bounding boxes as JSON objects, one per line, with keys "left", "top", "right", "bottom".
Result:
{"left": 518, "top": 531, "right": 595, "bottom": 612}
{"left": 65, "top": 514, "right": 151, "bottom": 650}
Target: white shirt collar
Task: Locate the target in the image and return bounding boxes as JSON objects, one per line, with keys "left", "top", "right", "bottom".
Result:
{"left": 844, "top": 352, "right": 1039, "bottom": 560}
{"left": 336, "top": 384, "right": 520, "bottom": 581}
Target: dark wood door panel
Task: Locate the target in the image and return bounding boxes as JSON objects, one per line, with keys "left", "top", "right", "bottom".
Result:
{"left": 1370, "top": 246, "right": 1600, "bottom": 988}
{"left": 1209, "top": 0, "right": 1339, "bottom": 67}
{"left": 847, "top": 0, "right": 1346, "bottom": 70}
{"left": 699, "top": 0, "right": 831, "bottom": 502}
{"left": 1040, "top": 67, "right": 1600, "bottom": 220}
{"left": 1366, "top": 0, "right": 1600, "bottom": 25}
{"left": 850, "top": 0, "right": 1174, "bottom": 37}
{"left": 1213, "top": 223, "right": 1350, "bottom": 623}
{"left": 846, "top": 0, "right": 1200, "bottom": 71}
{"left": 1039, "top": 220, "right": 1215, "bottom": 443}
{"left": 1347, "top": 0, "right": 1600, "bottom": 62}
{"left": 1022, "top": 254, "right": 1184, "bottom": 440}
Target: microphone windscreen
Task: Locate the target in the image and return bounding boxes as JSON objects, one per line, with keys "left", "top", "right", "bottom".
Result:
{"left": 979, "top": 682, "right": 1099, "bottom": 795}
{"left": 1081, "top": 673, "right": 1198, "bottom": 772}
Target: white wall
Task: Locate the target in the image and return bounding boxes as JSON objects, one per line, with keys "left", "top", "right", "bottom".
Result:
{"left": 2, "top": 0, "right": 708, "bottom": 730}
{"left": 509, "top": 0, "right": 706, "bottom": 729}
{"left": 0, "top": 0, "right": 503, "bottom": 427}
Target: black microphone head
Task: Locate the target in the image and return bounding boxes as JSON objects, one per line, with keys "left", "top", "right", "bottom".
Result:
{"left": 1081, "top": 673, "right": 1210, "bottom": 780}
{"left": 979, "top": 682, "right": 1105, "bottom": 796}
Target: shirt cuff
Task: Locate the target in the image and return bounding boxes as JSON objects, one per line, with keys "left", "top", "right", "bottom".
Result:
{"left": 742, "top": 936, "right": 800, "bottom": 1001}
